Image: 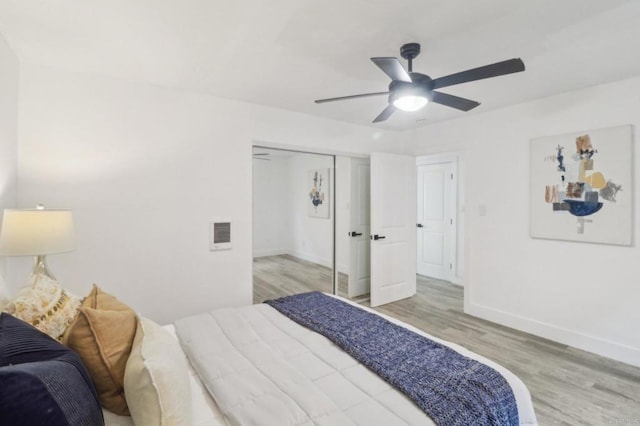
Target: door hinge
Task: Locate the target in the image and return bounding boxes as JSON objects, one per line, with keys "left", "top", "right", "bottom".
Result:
{"left": 450, "top": 218, "right": 453, "bottom": 225}
{"left": 451, "top": 173, "right": 454, "bottom": 180}
{"left": 450, "top": 263, "right": 453, "bottom": 270}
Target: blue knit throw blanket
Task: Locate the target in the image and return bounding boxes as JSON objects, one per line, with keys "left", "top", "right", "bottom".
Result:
{"left": 266, "top": 292, "right": 519, "bottom": 426}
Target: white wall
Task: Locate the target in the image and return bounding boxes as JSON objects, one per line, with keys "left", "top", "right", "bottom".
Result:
{"left": 252, "top": 156, "right": 291, "bottom": 257}
{"left": 0, "top": 34, "right": 18, "bottom": 302}
{"left": 11, "top": 63, "right": 404, "bottom": 324}
{"left": 405, "top": 75, "right": 640, "bottom": 367}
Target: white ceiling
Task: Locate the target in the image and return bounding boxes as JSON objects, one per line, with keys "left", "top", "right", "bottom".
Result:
{"left": 0, "top": 0, "right": 639, "bottom": 130}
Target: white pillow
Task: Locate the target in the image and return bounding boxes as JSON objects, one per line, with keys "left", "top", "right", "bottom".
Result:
{"left": 124, "top": 316, "right": 191, "bottom": 426}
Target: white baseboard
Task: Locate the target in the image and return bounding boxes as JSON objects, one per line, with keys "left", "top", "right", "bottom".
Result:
{"left": 450, "top": 275, "right": 464, "bottom": 287}
{"left": 337, "top": 263, "right": 349, "bottom": 275}
{"left": 252, "top": 249, "right": 289, "bottom": 258}
{"left": 466, "top": 301, "right": 640, "bottom": 368}
{"left": 288, "top": 250, "right": 332, "bottom": 269}
{"left": 255, "top": 250, "right": 349, "bottom": 275}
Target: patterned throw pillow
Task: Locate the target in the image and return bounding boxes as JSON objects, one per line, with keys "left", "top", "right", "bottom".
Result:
{"left": 4, "top": 275, "right": 81, "bottom": 340}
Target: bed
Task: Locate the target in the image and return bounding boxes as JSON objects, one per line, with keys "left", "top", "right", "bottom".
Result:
{"left": 107, "top": 292, "right": 538, "bottom": 426}
{"left": 1, "top": 280, "right": 537, "bottom": 425}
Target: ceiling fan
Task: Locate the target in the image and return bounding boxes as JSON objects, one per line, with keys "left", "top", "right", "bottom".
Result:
{"left": 315, "top": 43, "right": 525, "bottom": 123}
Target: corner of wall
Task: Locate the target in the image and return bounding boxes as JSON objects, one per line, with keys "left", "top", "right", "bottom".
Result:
{"left": 0, "top": 31, "right": 19, "bottom": 295}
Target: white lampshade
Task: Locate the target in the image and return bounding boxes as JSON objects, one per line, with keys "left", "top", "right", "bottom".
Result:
{"left": 0, "top": 209, "right": 75, "bottom": 256}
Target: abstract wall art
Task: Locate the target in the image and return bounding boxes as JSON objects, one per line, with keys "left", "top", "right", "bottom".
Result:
{"left": 308, "top": 168, "right": 330, "bottom": 218}
{"left": 530, "top": 125, "right": 633, "bottom": 245}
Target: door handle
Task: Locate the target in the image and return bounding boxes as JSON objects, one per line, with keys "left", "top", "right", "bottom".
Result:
{"left": 416, "top": 223, "right": 424, "bottom": 228}
{"left": 371, "top": 234, "right": 386, "bottom": 240}
{"left": 349, "top": 231, "right": 363, "bottom": 237}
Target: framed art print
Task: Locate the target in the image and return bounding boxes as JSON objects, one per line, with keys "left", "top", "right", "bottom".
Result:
{"left": 530, "top": 125, "right": 633, "bottom": 246}
{"left": 308, "top": 168, "right": 330, "bottom": 218}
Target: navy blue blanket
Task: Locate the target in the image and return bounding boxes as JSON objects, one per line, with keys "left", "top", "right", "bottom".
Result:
{"left": 266, "top": 292, "right": 519, "bottom": 426}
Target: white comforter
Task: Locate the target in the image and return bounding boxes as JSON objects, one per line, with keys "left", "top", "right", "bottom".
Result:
{"left": 175, "top": 297, "right": 537, "bottom": 425}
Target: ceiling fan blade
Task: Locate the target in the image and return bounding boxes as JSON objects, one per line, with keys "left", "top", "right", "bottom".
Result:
{"left": 371, "top": 57, "right": 412, "bottom": 82}
{"left": 431, "top": 91, "right": 480, "bottom": 111}
{"left": 372, "top": 104, "right": 396, "bottom": 123}
{"left": 432, "top": 58, "right": 525, "bottom": 90}
{"left": 315, "top": 92, "right": 389, "bottom": 104}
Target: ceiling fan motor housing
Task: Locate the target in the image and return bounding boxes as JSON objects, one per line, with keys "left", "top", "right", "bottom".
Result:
{"left": 388, "top": 72, "right": 433, "bottom": 104}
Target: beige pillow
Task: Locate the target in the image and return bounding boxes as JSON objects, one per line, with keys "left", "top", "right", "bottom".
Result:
{"left": 83, "top": 284, "right": 132, "bottom": 311}
{"left": 61, "top": 284, "right": 132, "bottom": 344}
{"left": 66, "top": 306, "right": 138, "bottom": 415}
{"left": 124, "top": 316, "right": 191, "bottom": 426}
{"left": 5, "top": 274, "right": 81, "bottom": 340}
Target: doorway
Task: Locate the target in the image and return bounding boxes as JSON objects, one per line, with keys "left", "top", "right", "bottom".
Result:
{"left": 341, "top": 152, "right": 419, "bottom": 307}
{"left": 416, "top": 153, "right": 461, "bottom": 284}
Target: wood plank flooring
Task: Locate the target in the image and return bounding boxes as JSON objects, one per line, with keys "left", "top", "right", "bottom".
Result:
{"left": 253, "top": 254, "right": 348, "bottom": 303}
{"left": 253, "top": 255, "right": 640, "bottom": 425}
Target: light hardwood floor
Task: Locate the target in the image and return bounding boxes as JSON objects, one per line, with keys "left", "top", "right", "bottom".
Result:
{"left": 253, "top": 254, "right": 348, "bottom": 302}
{"left": 253, "top": 255, "right": 640, "bottom": 425}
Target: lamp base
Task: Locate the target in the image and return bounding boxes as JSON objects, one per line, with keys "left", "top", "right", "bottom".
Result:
{"left": 31, "top": 255, "right": 57, "bottom": 281}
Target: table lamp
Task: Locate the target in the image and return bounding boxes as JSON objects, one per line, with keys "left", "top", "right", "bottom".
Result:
{"left": 0, "top": 205, "right": 75, "bottom": 282}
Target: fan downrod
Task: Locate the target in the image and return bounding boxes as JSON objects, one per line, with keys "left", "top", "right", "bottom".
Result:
{"left": 400, "top": 43, "right": 421, "bottom": 72}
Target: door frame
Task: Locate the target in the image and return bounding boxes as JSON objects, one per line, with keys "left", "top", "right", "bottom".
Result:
{"left": 416, "top": 152, "right": 462, "bottom": 286}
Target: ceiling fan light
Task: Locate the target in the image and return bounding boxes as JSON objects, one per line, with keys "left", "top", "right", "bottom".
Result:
{"left": 393, "top": 95, "right": 428, "bottom": 112}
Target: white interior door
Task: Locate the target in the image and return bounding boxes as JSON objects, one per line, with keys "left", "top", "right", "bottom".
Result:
{"left": 370, "top": 152, "right": 416, "bottom": 307}
{"left": 348, "top": 158, "right": 371, "bottom": 297}
{"left": 417, "top": 162, "right": 454, "bottom": 280}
